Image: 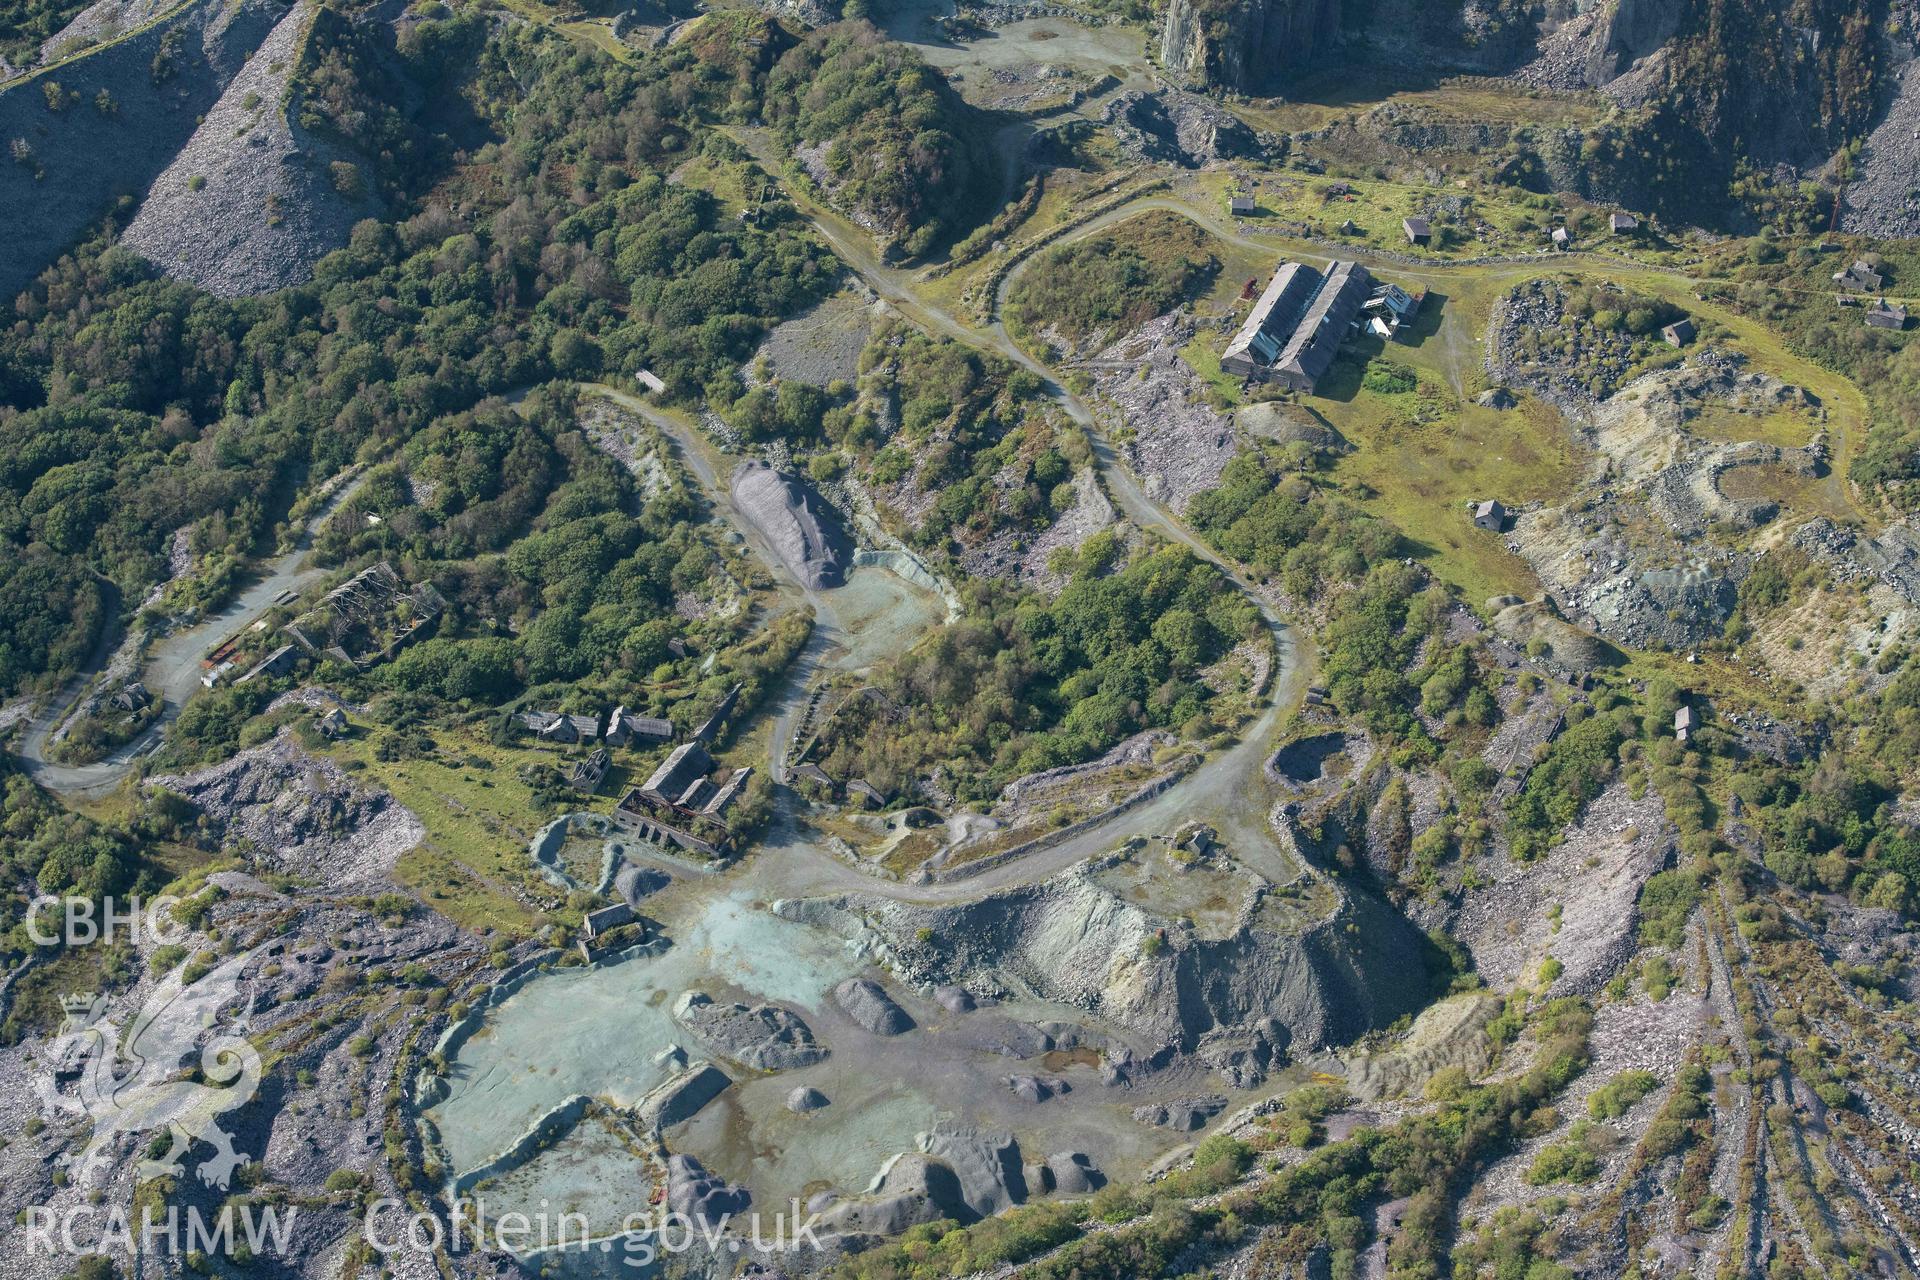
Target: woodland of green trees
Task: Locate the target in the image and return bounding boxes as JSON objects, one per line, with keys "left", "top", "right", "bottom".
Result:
{"left": 0, "top": 14, "right": 837, "bottom": 698}
{"left": 814, "top": 544, "right": 1259, "bottom": 800}
{"left": 857, "top": 327, "right": 1090, "bottom": 551}
{"left": 0, "top": 0, "right": 92, "bottom": 67}
{"left": 0, "top": 9, "right": 1025, "bottom": 700}
{"left": 1005, "top": 211, "right": 1219, "bottom": 346}
{"left": 761, "top": 24, "right": 992, "bottom": 259}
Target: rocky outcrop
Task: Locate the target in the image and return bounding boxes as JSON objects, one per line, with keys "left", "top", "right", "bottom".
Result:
{"left": 150, "top": 728, "right": 423, "bottom": 883}
{"left": 1449, "top": 781, "right": 1674, "bottom": 994}
{"left": 1038, "top": 1151, "right": 1103, "bottom": 1194}
{"left": 1160, "top": 0, "right": 1340, "bottom": 94}
{"left": 36, "top": 0, "right": 181, "bottom": 64}
{"left": 814, "top": 1122, "right": 1029, "bottom": 1240}
{"left": 663, "top": 1154, "right": 751, "bottom": 1224}
{"left": 833, "top": 977, "right": 915, "bottom": 1036}
{"left": 918, "top": 1122, "right": 1026, "bottom": 1218}
{"left": 0, "top": 0, "right": 286, "bottom": 300}
{"left": 1102, "top": 89, "right": 1258, "bottom": 168}
{"left": 781, "top": 853, "right": 1431, "bottom": 1058}
{"left": 814, "top": 1154, "right": 969, "bottom": 1238}
{"left": 730, "top": 461, "right": 852, "bottom": 591}
{"left": 1003, "top": 1073, "right": 1070, "bottom": 1103}
{"left": 786, "top": 1085, "right": 830, "bottom": 1112}
{"left": 1089, "top": 313, "right": 1237, "bottom": 512}
{"left": 1132, "top": 1094, "right": 1228, "bottom": 1131}
{"left": 636, "top": 1062, "right": 732, "bottom": 1129}
{"left": 1585, "top": 0, "right": 1684, "bottom": 85}
{"left": 1842, "top": 55, "right": 1920, "bottom": 237}
{"left": 672, "top": 991, "right": 830, "bottom": 1071}
{"left": 121, "top": 0, "right": 381, "bottom": 296}
{"left": 612, "top": 861, "right": 669, "bottom": 906}
{"left": 1525, "top": 0, "right": 1682, "bottom": 90}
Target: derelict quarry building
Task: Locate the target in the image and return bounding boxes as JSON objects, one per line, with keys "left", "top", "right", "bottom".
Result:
{"left": 1221, "top": 259, "right": 1374, "bottom": 393}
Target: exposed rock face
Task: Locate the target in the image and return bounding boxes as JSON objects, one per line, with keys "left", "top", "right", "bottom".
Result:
{"left": 1133, "top": 1094, "right": 1228, "bottom": 1131}
{"left": 1102, "top": 89, "right": 1259, "bottom": 167}
{"left": 638, "top": 1062, "right": 733, "bottom": 1129}
{"left": 150, "top": 729, "right": 423, "bottom": 883}
{"left": 1197, "top": 1016, "right": 1288, "bottom": 1088}
{"left": 1843, "top": 57, "right": 1920, "bottom": 237}
{"left": 813, "top": 1122, "right": 1026, "bottom": 1240}
{"left": 1090, "top": 313, "right": 1237, "bottom": 511}
{"left": 917, "top": 1122, "right": 1026, "bottom": 1218}
{"left": 122, "top": 0, "right": 381, "bottom": 297}
{"left": 0, "top": 0, "right": 286, "bottom": 300}
{"left": 1493, "top": 292, "right": 1826, "bottom": 652}
{"left": 730, "top": 461, "right": 852, "bottom": 590}
{"left": 672, "top": 990, "right": 829, "bottom": 1074}
{"left": 672, "top": 991, "right": 830, "bottom": 1071}
{"left": 1585, "top": 0, "right": 1683, "bottom": 84}
{"left": 941, "top": 1014, "right": 1054, "bottom": 1059}
{"left": 664, "top": 1154, "right": 751, "bottom": 1224}
{"left": 1161, "top": 0, "right": 1340, "bottom": 93}
{"left": 815, "top": 1154, "right": 969, "bottom": 1238}
{"left": 1003, "top": 1073, "right": 1070, "bottom": 1103}
{"left": 833, "top": 977, "right": 915, "bottom": 1036}
{"left": 1237, "top": 401, "right": 1352, "bottom": 452}
{"left": 37, "top": 0, "right": 183, "bottom": 64}
{"left": 612, "top": 861, "right": 669, "bottom": 906}
{"left": 1043, "top": 1151, "right": 1104, "bottom": 1194}
{"left": 1526, "top": 0, "right": 1682, "bottom": 90}
{"left": 782, "top": 854, "right": 1431, "bottom": 1059}
{"left": 786, "top": 1085, "right": 830, "bottom": 1112}
{"left": 1449, "top": 781, "right": 1674, "bottom": 994}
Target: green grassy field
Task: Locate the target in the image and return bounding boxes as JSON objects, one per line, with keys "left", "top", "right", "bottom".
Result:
{"left": 1150, "top": 217, "right": 1880, "bottom": 606}
{"left": 1229, "top": 75, "right": 1610, "bottom": 136}
{"left": 322, "top": 726, "right": 666, "bottom": 937}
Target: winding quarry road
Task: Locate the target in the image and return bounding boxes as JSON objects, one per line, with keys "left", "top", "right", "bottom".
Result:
{"left": 15, "top": 474, "right": 369, "bottom": 797}
{"left": 603, "top": 139, "right": 1322, "bottom": 906}
{"left": 594, "top": 384, "right": 1310, "bottom": 906}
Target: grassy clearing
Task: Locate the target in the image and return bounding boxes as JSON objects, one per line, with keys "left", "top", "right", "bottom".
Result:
{"left": 1720, "top": 463, "right": 1858, "bottom": 525}
{"left": 1688, "top": 403, "right": 1822, "bottom": 448}
{"left": 1194, "top": 261, "right": 1581, "bottom": 603}
{"left": 1230, "top": 75, "right": 1610, "bottom": 136}
{"left": 1081, "top": 197, "right": 1878, "bottom": 607}
{"left": 490, "top": 0, "right": 634, "bottom": 60}
{"left": 322, "top": 726, "right": 660, "bottom": 936}
{"left": 1317, "top": 359, "right": 1581, "bottom": 605}
{"left": 1559, "top": 263, "right": 1875, "bottom": 530}
{"left": 1180, "top": 335, "right": 1245, "bottom": 408}
{"left": 1196, "top": 164, "right": 1687, "bottom": 268}
{"left": 668, "top": 150, "right": 761, "bottom": 221}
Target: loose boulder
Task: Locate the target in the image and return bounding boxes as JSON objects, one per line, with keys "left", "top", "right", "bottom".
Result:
{"left": 1132, "top": 1094, "right": 1228, "bottom": 1132}
{"left": 834, "top": 978, "right": 915, "bottom": 1036}
{"left": 674, "top": 991, "right": 829, "bottom": 1072}
{"left": 1003, "top": 1074, "right": 1071, "bottom": 1104}
{"left": 814, "top": 1155, "right": 972, "bottom": 1237}
{"left": 1047, "top": 1151, "right": 1105, "bottom": 1194}
{"left": 664, "top": 1154, "right": 751, "bottom": 1224}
